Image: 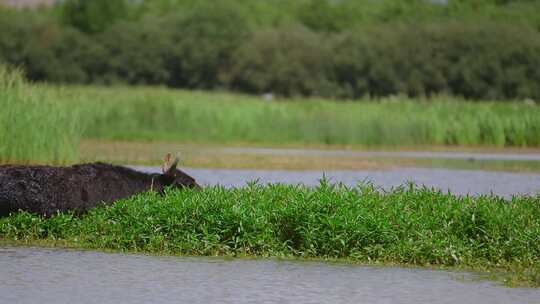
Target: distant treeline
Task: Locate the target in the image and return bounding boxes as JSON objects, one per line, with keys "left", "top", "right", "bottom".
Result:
{"left": 1, "top": 0, "right": 540, "bottom": 100}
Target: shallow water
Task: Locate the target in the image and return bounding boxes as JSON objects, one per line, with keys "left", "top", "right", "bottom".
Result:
{"left": 222, "top": 147, "right": 540, "bottom": 161}
{"left": 0, "top": 247, "right": 538, "bottom": 304}
{"left": 133, "top": 166, "right": 540, "bottom": 198}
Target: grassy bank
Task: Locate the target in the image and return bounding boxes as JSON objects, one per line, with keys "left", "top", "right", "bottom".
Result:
{"left": 1, "top": 184, "right": 538, "bottom": 286}
{"left": 2, "top": 77, "right": 540, "bottom": 164}
{"left": 55, "top": 85, "right": 540, "bottom": 147}
{"left": 0, "top": 66, "right": 81, "bottom": 164}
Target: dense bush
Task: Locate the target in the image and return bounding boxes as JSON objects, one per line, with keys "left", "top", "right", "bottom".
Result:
{"left": 96, "top": 18, "right": 171, "bottom": 85}
{"left": 0, "top": 8, "right": 104, "bottom": 83}
{"left": 296, "top": 0, "right": 358, "bottom": 32}
{"left": 163, "top": 1, "right": 252, "bottom": 89}
{"left": 61, "top": 0, "right": 128, "bottom": 34}
{"left": 228, "top": 25, "right": 338, "bottom": 97}
{"left": 1, "top": 2, "right": 540, "bottom": 100}
{"left": 30, "top": 25, "right": 105, "bottom": 83}
{"left": 333, "top": 23, "right": 540, "bottom": 99}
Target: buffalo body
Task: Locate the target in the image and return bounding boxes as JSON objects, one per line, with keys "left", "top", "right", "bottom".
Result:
{"left": 0, "top": 162, "right": 199, "bottom": 216}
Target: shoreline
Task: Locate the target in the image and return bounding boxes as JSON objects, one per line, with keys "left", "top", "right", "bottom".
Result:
{"left": 0, "top": 240, "right": 536, "bottom": 288}
{"left": 1, "top": 185, "right": 538, "bottom": 287}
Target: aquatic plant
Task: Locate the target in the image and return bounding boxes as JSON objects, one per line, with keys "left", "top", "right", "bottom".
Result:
{"left": 3, "top": 78, "right": 540, "bottom": 165}
{"left": 1, "top": 183, "right": 538, "bottom": 286}
{"left": 0, "top": 65, "right": 82, "bottom": 164}
{"left": 71, "top": 86, "right": 540, "bottom": 147}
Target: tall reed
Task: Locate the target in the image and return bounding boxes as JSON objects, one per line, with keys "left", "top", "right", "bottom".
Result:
{"left": 3, "top": 81, "right": 539, "bottom": 166}
{"left": 0, "top": 65, "right": 82, "bottom": 164}
{"left": 65, "top": 86, "right": 540, "bottom": 147}
{"left": 1, "top": 184, "right": 538, "bottom": 285}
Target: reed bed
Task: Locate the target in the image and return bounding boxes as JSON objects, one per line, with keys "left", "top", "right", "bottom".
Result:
{"left": 2, "top": 77, "right": 540, "bottom": 164}
{"left": 0, "top": 66, "right": 82, "bottom": 164}
{"left": 1, "top": 183, "right": 538, "bottom": 286}
{"left": 58, "top": 86, "right": 540, "bottom": 147}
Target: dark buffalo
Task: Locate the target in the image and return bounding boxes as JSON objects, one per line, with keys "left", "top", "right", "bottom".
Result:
{"left": 0, "top": 154, "right": 199, "bottom": 217}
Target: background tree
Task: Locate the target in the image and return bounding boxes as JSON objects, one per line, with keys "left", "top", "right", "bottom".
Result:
{"left": 61, "top": 0, "right": 127, "bottom": 34}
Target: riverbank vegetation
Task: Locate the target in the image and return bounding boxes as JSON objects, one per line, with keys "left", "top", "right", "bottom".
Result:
{"left": 2, "top": 73, "right": 540, "bottom": 164}
{"left": 0, "top": 65, "right": 81, "bottom": 164}
{"left": 73, "top": 86, "right": 540, "bottom": 146}
{"left": 1, "top": 184, "right": 538, "bottom": 286}
{"left": 1, "top": 0, "right": 540, "bottom": 100}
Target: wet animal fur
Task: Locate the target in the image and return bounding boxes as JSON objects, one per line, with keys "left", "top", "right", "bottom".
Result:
{"left": 0, "top": 157, "right": 199, "bottom": 217}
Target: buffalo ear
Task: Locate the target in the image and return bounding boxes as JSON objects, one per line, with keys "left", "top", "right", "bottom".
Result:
{"left": 162, "top": 153, "right": 179, "bottom": 175}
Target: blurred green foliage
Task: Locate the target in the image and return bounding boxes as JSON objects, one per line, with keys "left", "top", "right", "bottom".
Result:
{"left": 61, "top": 0, "right": 128, "bottom": 34}
{"left": 332, "top": 23, "right": 540, "bottom": 99}
{"left": 39, "top": 85, "right": 540, "bottom": 147}
{"left": 0, "top": 64, "right": 82, "bottom": 164}
{"left": 228, "top": 25, "right": 338, "bottom": 97}
{"left": 1, "top": 0, "right": 540, "bottom": 100}
{"left": 162, "top": 1, "right": 252, "bottom": 89}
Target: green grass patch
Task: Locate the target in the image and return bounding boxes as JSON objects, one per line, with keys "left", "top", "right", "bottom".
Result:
{"left": 1, "top": 183, "right": 538, "bottom": 286}
{"left": 2, "top": 78, "right": 540, "bottom": 164}
{"left": 50, "top": 85, "right": 540, "bottom": 147}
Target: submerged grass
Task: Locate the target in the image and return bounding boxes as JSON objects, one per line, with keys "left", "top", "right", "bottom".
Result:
{"left": 0, "top": 66, "right": 82, "bottom": 164}
{"left": 1, "top": 183, "right": 538, "bottom": 286}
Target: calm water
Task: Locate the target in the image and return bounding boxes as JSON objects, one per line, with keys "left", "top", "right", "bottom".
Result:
{"left": 4, "top": 161, "right": 538, "bottom": 303}
{"left": 1, "top": 247, "right": 539, "bottom": 304}
{"left": 221, "top": 147, "right": 540, "bottom": 161}
{"left": 133, "top": 166, "right": 540, "bottom": 198}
